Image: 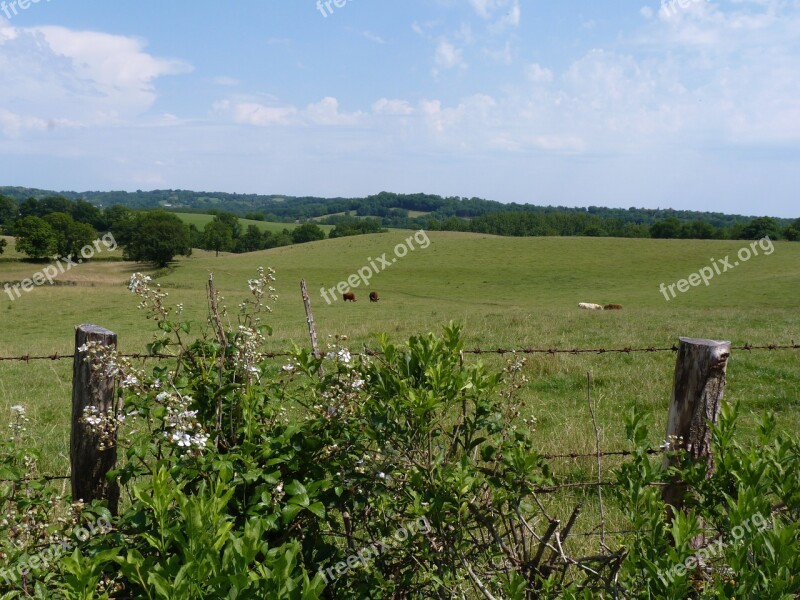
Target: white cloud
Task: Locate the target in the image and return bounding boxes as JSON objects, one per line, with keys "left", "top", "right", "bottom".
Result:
{"left": 434, "top": 39, "right": 465, "bottom": 70}
{"left": 305, "top": 97, "right": 363, "bottom": 125}
{"left": 469, "top": 0, "right": 521, "bottom": 31}
{"left": 362, "top": 31, "right": 385, "bottom": 44}
{"left": 372, "top": 98, "right": 414, "bottom": 116}
{"left": 215, "top": 100, "right": 298, "bottom": 126}
{"left": 526, "top": 63, "right": 553, "bottom": 84}
{"left": 0, "top": 23, "right": 190, "bottom": 133}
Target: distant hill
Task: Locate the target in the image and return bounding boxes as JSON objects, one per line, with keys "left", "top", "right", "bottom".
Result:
{"left": 1, "top": 186, "right": 794, "bottom": 238}
{"left": 2, "top": 186, "right": 790, "bottom": 223}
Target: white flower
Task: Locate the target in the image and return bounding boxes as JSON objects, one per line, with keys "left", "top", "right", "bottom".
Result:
{"left": 282, "top": 363, "right": 296, "bottom": 372}
{"left": 352, "top": 379, "right": 365, "bottom": 389}
{"left": 121, "top": 375, "right": 139, "bottom": 388}
{"left": 156, "top": 392, "right": 170, "bottom": 403}
{"left": 10, "top": 405, "right": 25, "bottom": 416}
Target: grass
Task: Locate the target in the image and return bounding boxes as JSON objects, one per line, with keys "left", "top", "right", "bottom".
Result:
{"left": 1, "top": 232, "right": 798, "bottom": 541}
{"left": 175, "top": 212, "right": 334, "bottom": 234}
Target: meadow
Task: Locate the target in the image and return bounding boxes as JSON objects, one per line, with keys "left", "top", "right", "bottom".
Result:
{"left": 1, "top": 231, "right": 799, "bottom": 509}
{"left": 174, "top": 212, "right": 335, "bottom": 234}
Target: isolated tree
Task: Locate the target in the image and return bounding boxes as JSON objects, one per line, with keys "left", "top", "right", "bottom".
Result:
{"left": 291, "top": 223, "right": 326, "bottom": 244}
{"left": 43, "top": 212, "right": 98, "bottom": 258}
{"left": 0, "top": 238, "right": 6, "bottom": 255}
{"left": 13, "top": 216, "right": 58, "bottom": 259}
{"left": 121, "top": 210, "right": 191, "bottom": 267}
{"left": 208, "top": 210, "right": 242, "bottom": 240}
{"left": 202, "top": 220, "right": 234, "bottom": 256}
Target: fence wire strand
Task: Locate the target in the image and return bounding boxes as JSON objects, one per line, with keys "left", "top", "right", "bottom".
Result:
{"left": 1, "top": 342, "right": 798, "bottom": 362}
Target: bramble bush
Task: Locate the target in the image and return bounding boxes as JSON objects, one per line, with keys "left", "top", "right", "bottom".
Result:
{"left": 1, "top": 268, "right": 799, "bottom": 599}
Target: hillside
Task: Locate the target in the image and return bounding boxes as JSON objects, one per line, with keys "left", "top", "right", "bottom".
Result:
{"left": 2, "top": 186, "right": 793, "bottom": 233}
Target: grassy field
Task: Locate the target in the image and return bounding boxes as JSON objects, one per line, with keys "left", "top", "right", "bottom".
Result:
{"left": 175, "top": 212, "right": 334, "bottom": 234}
{"left": 1, "top": 231, "right": 799, "bottom": 536}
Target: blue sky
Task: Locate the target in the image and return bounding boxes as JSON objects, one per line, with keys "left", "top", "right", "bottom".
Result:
{"left": 0, "top": 0, "right": 798, "bottom": 217}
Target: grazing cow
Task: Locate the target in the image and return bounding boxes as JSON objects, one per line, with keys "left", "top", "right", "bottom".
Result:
{"left": 369, "top": 292, "right": 379, "bottom": 303}
{"left": 604, "top": 304, "right": 623, "bottom": 310}
{"left": 343, "top": 292, "right": 356, "bottom": 302}
{"left": 578, "top": 302, "right": 603, "bottom": 310}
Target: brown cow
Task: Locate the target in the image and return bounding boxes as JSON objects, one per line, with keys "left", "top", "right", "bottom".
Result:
{"left": 604, "top": 304, "right": 623, "bottom": 310}
{"left": 343, "top": 292, "right": 356, "bottom": 302}
{"left": 369, "top": 292, "right": 379, "bottom": 302}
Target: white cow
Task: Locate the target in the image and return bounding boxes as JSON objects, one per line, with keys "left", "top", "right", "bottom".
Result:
{"left": 578, "top": 302, "right": 604, "bottom": 310}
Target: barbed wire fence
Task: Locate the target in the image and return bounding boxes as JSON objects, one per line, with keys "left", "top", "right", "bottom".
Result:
{"left": 2, "top": 337, "right": 798, "bottom": 547}
{"left": 2, "top": 341, "right": 798, "bottom": 362}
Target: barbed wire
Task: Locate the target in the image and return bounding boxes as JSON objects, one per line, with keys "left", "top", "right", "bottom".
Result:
{"left": 1, "top": 342, "right": 798, "bottom": 363}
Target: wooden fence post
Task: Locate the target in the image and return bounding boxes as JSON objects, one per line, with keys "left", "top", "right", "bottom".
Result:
{"left": 662, "top": 337, "right": 731, "bottom": 512}
{"left": 301, "top": 279, "right": 325, "bottom": 378}
{"left": 71, "top": 324, "right": 119, "bottom": 515}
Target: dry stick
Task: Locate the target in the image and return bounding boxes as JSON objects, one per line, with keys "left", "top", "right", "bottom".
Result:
{"left": 459, "top": 554, "right": 500, "bottom": 600}
{"left": 586, "top": 371, "right": 607, "bottom": 552}
{"left": 300, "top": 280, "right": 324, "bottom": 378}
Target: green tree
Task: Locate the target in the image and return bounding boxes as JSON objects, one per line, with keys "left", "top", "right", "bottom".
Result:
{"left": 208, "top": 210, "right": 241, "bottom": 240}
{"left": 237, "top": 224, "right": 265, "bottom": 252}
{"left": 783, "top": 218, "right": 800, "bottom": 241}
{"left": 291, "top": 222, "right": 325, "bottom": 244}
{"left": 71, "top": 199, "right": 103, "bottom": 228}
{"left": 0, "top": 238, "right": 6, "bottom": 255}
{"left": 121, "top": 210, "right": 192, "bottom": 266}
{"left": 650, "top": 217, "right": 682, "bottom": 239}
{"left": 202, "top": 220, "right": 234, "bottom": 256}
{"left": 13, "top": 216, "right": 58, "bottom": 259}
{"left": 682, "top": 220, "right": 716, "bottom": 239}
{"left": 103, "top": 204, "right": 134, "bottom": 232}
{"left": 741, "top": 216, "right": 781, "bottom": 240}
{"left": 43, "top": 212, "right": 97, "bottom": 258}
{"left": 0, "top": 195, "right": 18, "bottom": 231}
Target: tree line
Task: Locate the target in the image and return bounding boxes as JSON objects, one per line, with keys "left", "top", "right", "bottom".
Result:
{"left": 2, "top": 186, "right": 795, "bottom": 236}
{"left": 427, "top": 212, "right": 800, "bottom": 241}
{"left": 0, "top": 196, "right": 383, "bottom": 266}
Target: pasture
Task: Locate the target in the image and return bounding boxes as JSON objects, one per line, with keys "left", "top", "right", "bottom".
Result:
{"left": 175, "top": 212, "right": 335, "bottom": 234}
{"left": 1, "top": 231, "right": 799, "bottom": 487}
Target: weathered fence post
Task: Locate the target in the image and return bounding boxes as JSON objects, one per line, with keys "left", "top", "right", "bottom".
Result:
{"left": 71, "top": 324, "right": 119, "bottom": 515}
{"left": 301, "top": 280, "right": 325, "bottom": 378}
{"left": 662, "top": 337, "right": 731, "bottom": 513}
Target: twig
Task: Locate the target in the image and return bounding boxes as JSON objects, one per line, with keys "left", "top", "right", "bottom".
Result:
{"left": 458, "top": 554, "right": 500, "bottom": 600}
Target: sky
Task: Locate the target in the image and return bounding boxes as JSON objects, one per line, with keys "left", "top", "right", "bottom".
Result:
{"left": 0, "top": 0, "right": 798, "bottom": 218}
